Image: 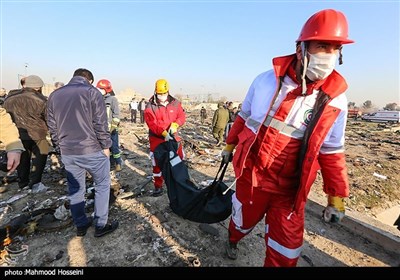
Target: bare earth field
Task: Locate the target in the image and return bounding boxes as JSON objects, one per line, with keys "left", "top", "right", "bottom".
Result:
{"left": 0, "top": 106, "right": 399, "bottom": 269}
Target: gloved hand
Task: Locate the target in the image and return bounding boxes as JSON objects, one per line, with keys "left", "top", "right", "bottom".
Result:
{"left": 110, "top": 118, "right": 120, "bottom": 133}
{"left": 168, "top": 122, "right": 179, "bottom": 135}
{"left": 323, "top": 195, "right": 345, "bottom": 223}
{"left": 162, "top": 130, "right": 173, "bottom": 141}
{"left": 221, "top": 144, "right": 235, "bottom": 163}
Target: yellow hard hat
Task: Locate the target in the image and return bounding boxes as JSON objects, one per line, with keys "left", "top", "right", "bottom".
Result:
{"left": 155, "top": 79, "right": 169, "bottom": 94}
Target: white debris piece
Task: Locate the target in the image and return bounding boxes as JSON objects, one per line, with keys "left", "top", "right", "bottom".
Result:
{"left": 54, "top": 204, "right": 71, "bottom": 221}
{"left": 373, "top": 172, "right": 387, "bottom": 180}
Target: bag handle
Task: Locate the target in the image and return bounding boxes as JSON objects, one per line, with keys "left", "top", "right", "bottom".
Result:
{"left": 212, "top": 159, "right": 229, "bottom": 185}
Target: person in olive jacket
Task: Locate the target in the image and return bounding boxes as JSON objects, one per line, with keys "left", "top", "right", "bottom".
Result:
{"left": 212, "top": 102, "right": 229, "bottom": 146}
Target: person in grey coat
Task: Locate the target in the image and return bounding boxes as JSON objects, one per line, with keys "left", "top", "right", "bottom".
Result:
{"left": 47, "top": 68, "right": 119, "bottom": 238}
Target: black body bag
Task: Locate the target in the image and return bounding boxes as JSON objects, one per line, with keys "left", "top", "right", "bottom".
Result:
{"left": 153, "top": 139, "right": 234, "bottom": 224}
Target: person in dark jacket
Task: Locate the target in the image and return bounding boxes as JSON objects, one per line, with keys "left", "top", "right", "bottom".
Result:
{"left": 0, "top": 88, "right": 7, "bottom": 107}
{"left": 3, "top": 75, "right": 49, "bottom": 189}
{"left": 138, "top": 98, "right": 147, "bottom": 124}
{"left": 200, "top": 106, "right": 207, "bottom": 124}
{"left": 224, "top": 102, "right": 236, "bottom": 140}
{"left": 47, "top": 68, "right": 118, "bottom": 238}
{"left": 97, "top": 79, "right": 123, "bottom": 172}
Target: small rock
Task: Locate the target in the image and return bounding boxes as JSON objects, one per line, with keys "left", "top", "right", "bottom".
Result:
{"left": 199, "top": 223, "right": 219, "bottom": 237}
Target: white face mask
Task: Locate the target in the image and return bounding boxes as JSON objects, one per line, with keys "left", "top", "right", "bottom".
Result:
{"left": 157, "top": 94, "right": 168, "bottom": 102}
{"left": 306, "top": 52, "right": 338, "bottom": 81}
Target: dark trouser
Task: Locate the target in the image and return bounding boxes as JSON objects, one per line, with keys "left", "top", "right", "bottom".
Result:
{"left": 130, "top": 109, "right": 137, "bottom": 123}
{"left": 18, "top": 139, "right": 49, "bottom": 188}
{"left": 139, "top": 110, "right": 145, "bottom": 123}
{"left": 110, "top": 131, "right": 122, "bottom": 165}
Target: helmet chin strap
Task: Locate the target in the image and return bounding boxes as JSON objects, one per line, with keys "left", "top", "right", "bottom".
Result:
{"left": 338, "top": 46, "right": 343, "bottom": 65}
{"left": 300, "top": 42, "right": 308, "bottom": 95}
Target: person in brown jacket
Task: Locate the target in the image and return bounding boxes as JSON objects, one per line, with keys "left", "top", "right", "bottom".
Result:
{"left": 0, "top": 108, "right": 25, "bottom": 173}
{"left": 3, "top": 75, "right": 49, "bottom": 189}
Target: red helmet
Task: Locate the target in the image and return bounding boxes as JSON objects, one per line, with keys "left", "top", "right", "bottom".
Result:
{"left": 296, "top": 9, "right": 354, "bottom": 44}
{"left": 96, "top": 79, "right": 113, "bottom": 93}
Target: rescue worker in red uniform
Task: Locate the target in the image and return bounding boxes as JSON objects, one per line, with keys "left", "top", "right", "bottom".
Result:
{"left": 144, "top": 79, "right": 186, "bottom": 197}
{"left": 221, "top": 9, "right": 354, "bottom": 266}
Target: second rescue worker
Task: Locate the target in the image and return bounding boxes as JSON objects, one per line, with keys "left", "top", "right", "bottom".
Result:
{"left": 144, "top": 79, "right": 186, "bottom": 197}
{"left": 96, "top": 79, "right": 123, "bottom": 172}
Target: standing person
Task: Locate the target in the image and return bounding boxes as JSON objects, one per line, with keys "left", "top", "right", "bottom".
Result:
{"left": 224, "top": 102, "right": 236, "bottom": 140}
{"left": 144, "top": 79, "right": 186, "bottom": 197}
{"left": 212, "top": 102, "right": 229, "bottom": 146}
{"left": 3, "top": 75, "right": 49, "bottom": 190}
{"left": 200, "top": 106, "right": 207, "bottom": 125}
{"left": 129, "top": 98, "right": 138, "bottom": 123}
{"left": 7, "top": 77, "right": 26, "bottom": 97}
{"left": 0, "top": 88, "right": 7, "bottom": 107}
{"left": 0, "top": 108, "right": 25, "bottom": 173}
{"left": 96, "top": 79, "right": 123, "bottom": 172}
{"left": 221, "top": 9, "right": 354, "bottom": 267}
{"left": 47, "top": 68, "right": 118, "bottom": 237}
{"left": 54, "top": 82, "right": 64, "bottom": 90}
{"left": 138, "top": 98, "right": 147, "bottom": 124}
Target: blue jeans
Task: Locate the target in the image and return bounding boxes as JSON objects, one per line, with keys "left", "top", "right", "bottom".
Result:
{"left": 62, "top": 151, "right": 111, "bottom": 228}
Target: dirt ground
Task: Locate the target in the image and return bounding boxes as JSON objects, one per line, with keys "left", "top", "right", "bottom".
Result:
{"left": 0, "top": 106, "right": 399, "bottom": 268}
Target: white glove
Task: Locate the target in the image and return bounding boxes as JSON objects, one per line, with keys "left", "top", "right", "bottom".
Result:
{"left": 162, "top": 130, "right": 173, "bottom": 141}
{"left": 323, "top": 206, "right": 345, "bottom": 223}
{"left": 221, "top": 150, "right": 232, "bottom": 164}
{"left": 323, "top": 195, "right": 345, "bottom": 223}
{"left": 164, "top": 133, "right": 173, "bottom": 141}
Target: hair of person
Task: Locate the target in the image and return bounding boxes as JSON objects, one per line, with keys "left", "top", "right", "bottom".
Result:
{"left": 54, "top": 81, "right": 64, "bottom": 88}
{"left": 73, "top": 68, "right": 94, "bottom": 83}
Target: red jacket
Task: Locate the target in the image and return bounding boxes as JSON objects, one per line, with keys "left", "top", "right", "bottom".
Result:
{"left": 227, "top": 54, "right": 349, "bottom": 214}
{"left": 144, "top": 95, "right": 186, "bottom": 151}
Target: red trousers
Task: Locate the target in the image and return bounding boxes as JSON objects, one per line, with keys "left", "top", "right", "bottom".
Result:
{"left": 150, "top": 141, "right": 184, "bottom": 189}
{"left": 228, "top": 171, "right": 305, "bottom": 267}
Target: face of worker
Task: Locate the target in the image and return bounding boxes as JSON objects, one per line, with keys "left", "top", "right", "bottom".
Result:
{"left": 298, "top": 41, "right": 342, "bottom": 81}
{"left": 157, "top": 93, "right": 168, "bottom": 102}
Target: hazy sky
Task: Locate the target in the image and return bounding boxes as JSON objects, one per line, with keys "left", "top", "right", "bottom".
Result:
{"left": 1, "top": 0, "right": 399, "bottom": 108}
